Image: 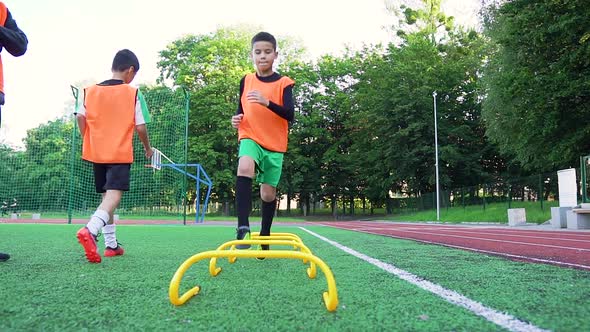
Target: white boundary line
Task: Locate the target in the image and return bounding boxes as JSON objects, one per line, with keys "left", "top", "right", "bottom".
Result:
{"left": 300, "top": 227, "right": 550, "bottom": 332}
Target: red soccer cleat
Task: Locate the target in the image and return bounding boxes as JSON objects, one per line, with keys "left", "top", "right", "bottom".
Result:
{"left": 77, "top": 227, "right": 101, "bottom": 263}
{"left": 104, "top": 245, "right": 125, "bottom": 257}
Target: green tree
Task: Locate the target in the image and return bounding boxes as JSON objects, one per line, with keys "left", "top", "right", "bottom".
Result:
{"left": 481, "top": 0, "right": 590, "bottom": 171}
{"left": 349, "top": 1, "right": 500, "bottom": 213}
{"left": 0, "top": 145, "right": 25, "bottom": 214}
{"left": 20, "top": 118, "right": 73, "bottom": 211}
{"left": 387, "top": 0, "right": 455, "bottom": 44}
{"left": 279, "top": 60, "right": 321, "bottom": 215}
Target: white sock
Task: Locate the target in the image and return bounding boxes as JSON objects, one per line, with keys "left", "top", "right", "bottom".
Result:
{"left": 86, "top": 209, "right": 109, "bottom": 236}
{"left": 103, "top": 224, "right": 117, "bottom": 248}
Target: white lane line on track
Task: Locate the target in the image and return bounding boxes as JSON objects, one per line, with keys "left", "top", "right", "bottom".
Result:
{"left": 300, "top": 227, "right": 551, "bottom": 332}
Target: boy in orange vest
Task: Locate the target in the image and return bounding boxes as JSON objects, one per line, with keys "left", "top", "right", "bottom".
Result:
{"left": 231, "top": 32, "right": 295, "bottom": 256}
{"left": 0, "top": 1, "right": 28, "bottom": 262}
{"left": 75, "top": 49, "right": 153, "bottom": 263}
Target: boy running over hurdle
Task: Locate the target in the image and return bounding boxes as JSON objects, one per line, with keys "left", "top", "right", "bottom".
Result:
{"left": 231, "top": 32, "right": 295, "bottom": 254}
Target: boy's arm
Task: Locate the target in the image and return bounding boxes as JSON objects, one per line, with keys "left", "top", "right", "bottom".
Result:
{"left": 75, "top": 91, "right": 87, "bottom": 137}
{"left": 135, "top": 90, "right": 152, "bottom": 157}
{"left": 76, "top": 114, "right": 86, "bottom": 137}
{"left": 232, "top": 77, "right": 246, "bottom": 129}
{"left": 0, "top": 10, "right": 28, "bottom": 57}
{"left": 266, "top": 85, "right": 294, "bottom": 122}
{"left": 135, "top": 124, "right": 153, "bottom": 158}
{"left": 235, "top": 76, "right": 245, "bottom": 115}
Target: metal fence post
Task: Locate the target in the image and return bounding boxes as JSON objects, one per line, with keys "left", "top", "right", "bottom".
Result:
{"left": 508, "top": 184, "right": 512, "bottom": 209}
{"left": 539, "top": 174, "right": 544, "bottom": 211}
{"left": 482, "top": 184, "right": 486, "bottom": 211}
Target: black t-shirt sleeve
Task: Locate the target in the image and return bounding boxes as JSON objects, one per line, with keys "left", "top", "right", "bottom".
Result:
{"left": 236, "top": 76, "right": 245, "bottom": 115}
{"left": 267, "top": 85, "right": 294, "bottom": 122}
{"left": 0, "top": 10, "right": 28, "bottom": 56}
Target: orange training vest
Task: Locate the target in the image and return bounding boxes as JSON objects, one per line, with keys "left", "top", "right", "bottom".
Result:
{"left": 82, "top": 84, "right": 137, "bottom": 163}
{"left": 238, "top": 73, "right": 295, "bottom": 152}
{"left": 0, "top": 2, "right": 8, "bottom": 93}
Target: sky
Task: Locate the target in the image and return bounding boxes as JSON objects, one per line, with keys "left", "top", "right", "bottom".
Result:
{"left": 0, "top": 0, "right": 480, "bottom": 148}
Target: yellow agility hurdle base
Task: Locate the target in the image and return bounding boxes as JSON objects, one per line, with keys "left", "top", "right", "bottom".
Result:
{"left": 169, "top": 232, "right": 339, "bottom": 312}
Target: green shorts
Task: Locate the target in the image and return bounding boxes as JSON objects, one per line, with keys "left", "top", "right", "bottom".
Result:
{"left": 238, "top": 139, "right": 284, "bottom": 187}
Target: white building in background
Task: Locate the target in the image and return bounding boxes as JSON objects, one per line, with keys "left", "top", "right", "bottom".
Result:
{"left": 278, "top": 195, "right": 298, "bottom": 210}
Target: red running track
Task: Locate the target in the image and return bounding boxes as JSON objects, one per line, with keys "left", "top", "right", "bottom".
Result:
{"left": 320, "top": 222, "right": 590, "bottom": 271}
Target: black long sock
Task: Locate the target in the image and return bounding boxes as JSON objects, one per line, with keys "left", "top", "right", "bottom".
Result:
{"left": 236, "top": 176, "right": 252, "bottom": 228}
{"left": 260, "top": 199, "right": 276, "bottom": 236}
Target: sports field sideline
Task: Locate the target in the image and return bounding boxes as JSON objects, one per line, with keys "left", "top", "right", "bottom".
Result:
{"left": 0, "top": 220, "right": 588, "bottom": 331}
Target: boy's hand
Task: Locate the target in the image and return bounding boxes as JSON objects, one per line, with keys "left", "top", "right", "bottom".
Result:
{"left": 145, "top": 147, "right": 154, "bottom": 159}
{"left": 231, "top": 114, "right": 243, "bottom": 128}
{"left": 246, "top": 90, "right": 269, "bottom": 107}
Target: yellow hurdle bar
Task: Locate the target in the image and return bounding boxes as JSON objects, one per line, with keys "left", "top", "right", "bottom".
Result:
{"left": 169, "top": 250, "right": 339, "bottom": 311}
{"left": 251, "top": 232, "right": 303, "bottom": 250}
{"left": 224, "top": 236, "right": 310, "bottom": 264}
{"left": 209, "top": 239, "right": 317, "bottom": 278}
{"left": 251, "top": 232, "right": 303, "bottom": 242}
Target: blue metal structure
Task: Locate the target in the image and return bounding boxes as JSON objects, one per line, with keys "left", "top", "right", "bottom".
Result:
{"left": 156, "top": 163, "right": 213, "bottom": 223}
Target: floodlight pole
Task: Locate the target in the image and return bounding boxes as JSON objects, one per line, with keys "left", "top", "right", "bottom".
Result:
{"left": 433, "top": 91, "right": 440, "bottom": 221}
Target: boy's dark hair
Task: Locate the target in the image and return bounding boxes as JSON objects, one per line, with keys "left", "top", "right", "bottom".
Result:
{"left": 251, "top": 32, "right": 276, "bottom": 51}
{"left": 112, "top": 49, "right": 140, "bottom": 72}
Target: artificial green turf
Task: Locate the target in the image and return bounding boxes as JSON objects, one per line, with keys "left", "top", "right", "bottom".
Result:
{"left": 302, "top": 226, "right": 590, "bottom": 332}
{"left": 0, "top": 223, "right": 586, "bottom": 331}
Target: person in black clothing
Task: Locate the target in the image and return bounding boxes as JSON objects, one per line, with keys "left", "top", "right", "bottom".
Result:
{"left": 0, "top": 2, "right": 28, "bottom": 262}
{"left": 0, "top": 1, "right": 28, "bottom": 128}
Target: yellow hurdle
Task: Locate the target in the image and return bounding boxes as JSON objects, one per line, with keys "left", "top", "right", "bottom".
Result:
{"left": 169, "top": 232, "right": 339, "bottom": 312}
{"left": 209, "top": 239, "right": 317, "bottom": 278}
{"left": 251, "top": 232, "right": 303, "bottom": 243}
{"left": 251, "top": 232, "right": 303, "bottom": 250}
